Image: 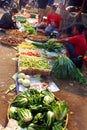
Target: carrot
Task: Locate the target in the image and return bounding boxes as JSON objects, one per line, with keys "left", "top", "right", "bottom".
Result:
{"left": 42, "top": 83, "right": 48, "bottom": 87}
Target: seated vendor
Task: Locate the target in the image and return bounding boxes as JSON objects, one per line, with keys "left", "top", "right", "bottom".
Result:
{"left": 45, "top": 5, "right": 62, "bottom": 36}
{"left": 34, "top": 5, "right": 62, "bottom": 38}
{"left": 0, "top": 8, "right": 18, "bottom": 29}
{"left": 50, "top": 23, "right": 87, "bottom": 69}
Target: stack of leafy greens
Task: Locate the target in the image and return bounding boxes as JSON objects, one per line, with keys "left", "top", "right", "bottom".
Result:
{"left": 9, "top": 89, "right": 68, "bottom": 130}
{"left": 32, "top": 38, "right": 65, "bottom": 53}
{"left": 22, "top": 24, "right": 36, "bottom": 34}
{"left": 15, "top": 16, "right": 27, "bottom": 23}
{"left": 52, "top": 54, "right": 87, "bottom": 86}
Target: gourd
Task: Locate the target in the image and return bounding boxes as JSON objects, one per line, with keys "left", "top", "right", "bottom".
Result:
{"left": 22, "top": 79, "right": 30, "bottom": 87}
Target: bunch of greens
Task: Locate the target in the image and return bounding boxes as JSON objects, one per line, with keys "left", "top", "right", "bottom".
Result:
{"left": 52, "top": 54, "right": 87, "bottom": 86}
{"left": 16, "top": 16, "right": 26, "bottom": 23}
{"left": 9, "top": 89, "right": 68, "bottom": 129}
{"left": 32, "top": 38, "right": 65, "bottom": 53}
{"left": 22, "top": 24, "right": 36, "bottom": 34}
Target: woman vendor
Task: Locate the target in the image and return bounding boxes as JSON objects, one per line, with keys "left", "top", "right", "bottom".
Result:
{"left": 50, "top": 23, "right": 87, "bottom": 69}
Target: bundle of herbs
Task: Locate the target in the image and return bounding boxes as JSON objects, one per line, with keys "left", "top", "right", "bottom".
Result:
{"left": 52, "top": 54, "right": 87, "bottom": 86}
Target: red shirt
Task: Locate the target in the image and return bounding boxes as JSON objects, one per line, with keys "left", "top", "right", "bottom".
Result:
{"left": 68, "top": 34, "right": 87, "bottom": 57}
{"left": 47, "top": 13, "right": 62, "bottom": 28}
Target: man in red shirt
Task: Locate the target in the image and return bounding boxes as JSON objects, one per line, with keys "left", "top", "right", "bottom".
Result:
{"left": 45, "top": 5, "right": 62, "bottom": 36}
{"left": 67, "top": 32, "right": 87, "bottom": 57}
{"left": 51, "top": 24, "right": 87, "bottom": 68}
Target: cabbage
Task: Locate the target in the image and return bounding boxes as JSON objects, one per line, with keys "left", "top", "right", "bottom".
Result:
{"left": 46, "top": 111, "right": 55, "bottom": 128}
{"left": 17, "top": 108, "right": 32, "bottom": 122}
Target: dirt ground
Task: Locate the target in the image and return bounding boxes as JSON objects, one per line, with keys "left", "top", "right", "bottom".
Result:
{"left": 0, "top": 9, "right": 87, "bottom": 130}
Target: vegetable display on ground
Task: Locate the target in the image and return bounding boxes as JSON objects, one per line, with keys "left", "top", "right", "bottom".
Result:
{"left": 33, "top": 38, "right": 65, "bottom": 53}
{"left": 22, "top": 23, "right": 36, "bottom": 34}
{"left": 0, "top": 36, "right": 24, "bottom": 46}
{"left": 15, "top": 16, "right": 27, "bottom": 23}
{"left": 27, "top": 34, "right": 48, "bottom": 42}
{"left": 6, "top": 29, "right": 28, "bottom": 38}
{"left": 18, "top": 42, "right": 38, "bottom": 50}
{"left": 8, "top": 89, "right": 69, "bottom": 130}
{"left": 52, "top": 54, "right": 87, "bottom": 86}
{"left": 20, "top": 50, "right": 40, "bottom": 57}
{"left": 19, "top": 56, "right": 51, "bottom": 69}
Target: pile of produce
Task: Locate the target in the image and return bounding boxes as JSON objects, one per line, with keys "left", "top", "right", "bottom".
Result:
{"left": 8, "top": 89, "right": 68, "bottom": 130}
{"left": 23, "top": 24, "right": 36, "bottom": 34}
{"left": 6, "top": 29, "right": 28, "bottom": 38}
{"left": 20, "top": 50, "right": 40, "bottom": 57}
{"left": 18, "top": 42, "right": 38, "bottom": 50}
{"left": 15, "top": 16, "right": 27, "bottom": 23}
{"left": 17, "top": 73, "right": 30, "bottom": 88}
{"left": 18, "top": 56, "right": 51, "bottom": 75}
{"left": 19, "top": 56, "right": 51, "bottom": 70}
{"left": 33, "top": 38, "right": 65, "bottom": 53}
{"left": 52, "top": 54, "right": 87, "bottom": 86}
{"left": 27, "top": 34, "right": 48, "bottom": 42}
{"left": 0, "top": 36, "right": 24, "bottom": 46}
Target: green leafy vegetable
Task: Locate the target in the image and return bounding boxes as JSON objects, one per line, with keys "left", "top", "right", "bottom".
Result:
{"left": 32, "top": 38, "right": 65, "bottom": 53}
{"left": 52, "top": 54, "right": 87, "bottom": 86}
{"left": 46, "top": 111, "right": 55, "bottom": 128}
{"left": 28, "top": 123, "right": 47, "bottom": 130}
{"left": 16, "top": 16, "right": 26, "bottom": 23}
{"left": 23, "top": 24, "right": 36, "bottom": 34}
{"left": 17, "top": 108, "right": 32, "bottom": 122}
{"left": 33, "top": 113, "right": 44, "bottom": 123}
{"left": 42, "top": 89, "right": 55, "bottom": 104}
{"left": 9, "top": 106, "right": 18, "bottom": 120}
{"left": 12, "top": 92, "right": 29, "bottom": 108}
{"left": 9, "top": 89, "right": 68, "bottom": 130}
{"left": 52, "top": 120, "right": 65, "bottom": 130}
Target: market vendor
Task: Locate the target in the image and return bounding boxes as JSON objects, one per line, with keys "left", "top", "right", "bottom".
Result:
{"left": 50, "top": 23, "right": 87, "bottom": 69}
{"left": 0, "top": 8, "right": 18, "bottom": 29}
{"left": 34, "top": 5, "right": 62, "bottom": 37}
{"left": 45, "top": 5, "right": 62, "bottom": 36}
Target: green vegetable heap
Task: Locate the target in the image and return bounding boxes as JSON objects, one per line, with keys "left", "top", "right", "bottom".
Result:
{"left": 16, "top": 16, "right": 27, "bottom": 23}
{"left": 52, "top": 54, "right": 87, "bottom": 86}
{"left": 33, "top": 38, "right": 65, "bottom": 53}
{"left": 23, "top": 23, "right": 36, "bottom": 34}
{"left": 9, "top": 89, "right": 69, "bottom": 130}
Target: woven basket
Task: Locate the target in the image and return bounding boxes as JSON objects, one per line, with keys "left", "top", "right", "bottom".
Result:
{"left": 7, "top": 94, "right": 69, "bottom": 130}
{"left": 18, "top": 67, "right": 51, "bottom": 76}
